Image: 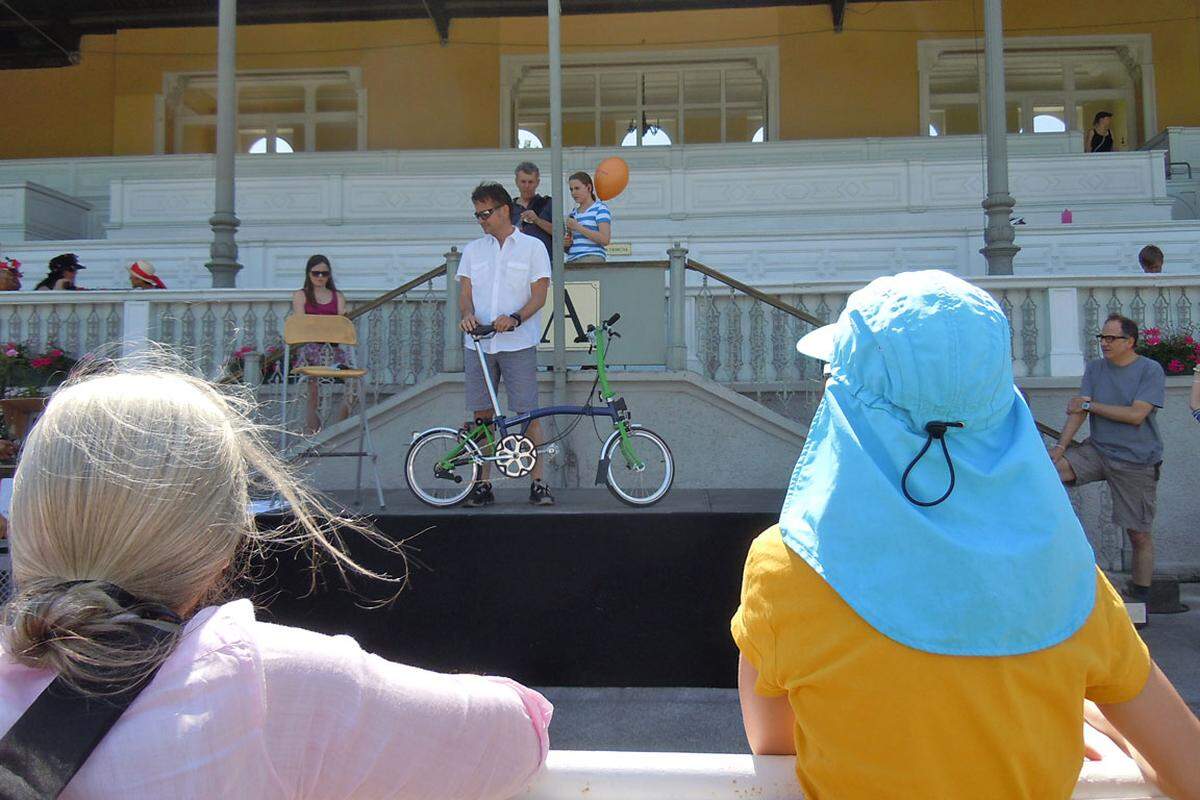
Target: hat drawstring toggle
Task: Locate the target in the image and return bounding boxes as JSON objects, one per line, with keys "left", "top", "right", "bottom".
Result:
{"left": 901, "top": 421, "right": 964, "bottom": 508}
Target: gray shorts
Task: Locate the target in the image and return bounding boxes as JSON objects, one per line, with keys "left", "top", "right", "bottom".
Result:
{"left": 464, "top": 345, "right": 539, "bottom": 415}
{"left": 1064, "top": 440, "right": 1159, "bottom": 532}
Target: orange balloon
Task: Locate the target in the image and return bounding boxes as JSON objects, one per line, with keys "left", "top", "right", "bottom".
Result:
{"left": 594, "top": 156, "right": 630, "bottom": 201}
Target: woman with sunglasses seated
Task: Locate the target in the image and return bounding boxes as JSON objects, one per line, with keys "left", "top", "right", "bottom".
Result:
{"left": 291, "top": 254, "right": 352, "bottom": 433}
{"left": 0, "top": 360, "right": 551, "bottom": 799}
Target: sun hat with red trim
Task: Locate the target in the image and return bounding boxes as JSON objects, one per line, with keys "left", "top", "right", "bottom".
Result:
{"left": 129, "top": 260, "right": 166, "bottom": 289}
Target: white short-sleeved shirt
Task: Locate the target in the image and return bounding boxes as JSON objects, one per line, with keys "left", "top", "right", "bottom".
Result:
{"left": 458, "top": 229, "right": 551, "bottom": 354}
{"left": 0, "top": 600, "right": 552, "bottom": 800}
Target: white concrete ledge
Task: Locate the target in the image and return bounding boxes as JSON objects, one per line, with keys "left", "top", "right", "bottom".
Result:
{"left": 520, "top": 751, "right": 1166, "bottom": 799}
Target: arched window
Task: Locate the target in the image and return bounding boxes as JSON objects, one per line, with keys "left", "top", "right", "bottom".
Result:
{"left": 621, "top": 127, "right": 672, "bottom": 146}
{"left": 518, "top": 129, "right": 544, "bottom": 149}
{"left": 248, "top": 136, "right": 294, "bottom": 154}
{"left": 1033, "top": 114, "right": 1066, "bottom": 133}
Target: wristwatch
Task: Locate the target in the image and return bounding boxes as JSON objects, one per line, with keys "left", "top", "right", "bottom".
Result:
{"left": 1081, "top": 400, "right": 1092, "bottom": 412}
{"left": 509, "top": 313, "right": 522, "bottom": 327}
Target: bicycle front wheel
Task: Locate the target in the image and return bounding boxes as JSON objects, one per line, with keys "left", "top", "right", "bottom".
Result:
{"left": 405, "top": 429, "right": 481, "bottom": 507}
{"left": 602, "top": 426, "right": 674, "bottom": 507}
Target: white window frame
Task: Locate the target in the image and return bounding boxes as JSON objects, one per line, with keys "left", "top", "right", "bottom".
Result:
{"left": 917, "top": 34, "right": 1155, "bottom": 144}
{"left": 155, "top": 67, "right": 367, "bottom": 155}
{"left": 499, "top": 47, "right": 779, "bottom": 148}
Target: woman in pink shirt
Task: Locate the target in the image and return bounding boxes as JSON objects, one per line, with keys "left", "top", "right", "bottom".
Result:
{"left": 291, "top": 254, "right": 353, "bottom": 433}
{"left": 0, "top": 361, "right": 551, "bottom": 799}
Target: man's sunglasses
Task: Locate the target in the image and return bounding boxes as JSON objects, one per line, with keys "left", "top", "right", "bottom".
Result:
{"left": 1095, "top": 334, "right": 1130, "bottom": 343}
{"left": 473, "top": 205, "right": 504, "bottom": 221}
{"left": 310, "top": 270, "right": 331, "bottom": 277}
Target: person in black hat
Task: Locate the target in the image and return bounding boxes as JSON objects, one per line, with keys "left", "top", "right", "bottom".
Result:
{"left": 34, "top": 253, "right": 86, "bottom": 291}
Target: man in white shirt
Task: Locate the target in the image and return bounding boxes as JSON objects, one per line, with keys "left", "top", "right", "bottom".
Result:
{"left": 458, "top": 182, "right": 554, "bottom": 506}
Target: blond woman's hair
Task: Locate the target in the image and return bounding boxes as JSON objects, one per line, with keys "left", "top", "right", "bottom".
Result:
{"left": 3, "top": 356, "right": 400, "bottom": 691}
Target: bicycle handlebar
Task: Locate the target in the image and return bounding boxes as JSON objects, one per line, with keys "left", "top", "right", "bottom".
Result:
{"left": 470, "top": 324, "right": 496, "bottom": 337}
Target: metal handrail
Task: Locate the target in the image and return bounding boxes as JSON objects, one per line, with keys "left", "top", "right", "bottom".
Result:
{"left": 345, "top": 262, "right": 447, "bottom": 321}
{"left": 685, "top": 258, "right": 825, "bottom": 328}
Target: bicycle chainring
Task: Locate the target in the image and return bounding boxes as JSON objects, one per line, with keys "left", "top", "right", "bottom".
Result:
{"left": 496, "top": 434, "right": 538, "bottom": 478}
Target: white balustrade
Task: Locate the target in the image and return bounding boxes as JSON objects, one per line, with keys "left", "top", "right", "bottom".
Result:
{"left": 0, "top": 288, "right": 446, "bottom": 394}
{"left": 0, "top": 133, "right": 1080, "bottom": 239}
{"left": 101, "top": 150, "right": 1170, "bottom": 243}
{"left": 0, "top": 275, "right": 1194, "bottom": 399}
{"left": 685, "top": 274, "right": 1200, "bottom": 382}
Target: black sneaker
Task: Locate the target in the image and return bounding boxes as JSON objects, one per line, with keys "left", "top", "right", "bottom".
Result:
{"left": 463, "top": 481, "right": 494, "bottom": 508}
{"left": 529, "top": 480, "right": 555, "bottom": 506}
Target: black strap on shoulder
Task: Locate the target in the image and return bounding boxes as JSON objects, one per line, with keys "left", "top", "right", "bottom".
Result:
{"left": 0, "top": 587, "right": 179, "bottom": 800}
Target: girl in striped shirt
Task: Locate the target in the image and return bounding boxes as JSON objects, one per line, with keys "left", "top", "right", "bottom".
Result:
{"left": 565, "top": 171, "right": 612, "bottom": 262}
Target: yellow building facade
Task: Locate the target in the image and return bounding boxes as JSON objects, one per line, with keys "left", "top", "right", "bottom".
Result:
{"left": 1, "top": 0, "right": 1197, "bottom": 159}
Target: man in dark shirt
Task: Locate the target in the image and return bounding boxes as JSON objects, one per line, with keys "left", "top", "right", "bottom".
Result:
{"left": 511, "top": 161, "right": 554, "bottom": 258}
{"left": 1050, "top": 313, "right": 1165, "bottom": 602}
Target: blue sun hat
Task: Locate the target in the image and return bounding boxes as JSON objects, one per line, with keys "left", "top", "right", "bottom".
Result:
{"left": 782, "top": 270, "right": 1096, "bottom": 656}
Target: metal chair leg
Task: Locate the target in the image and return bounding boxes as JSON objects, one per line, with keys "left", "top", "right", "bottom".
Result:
{"left": 280, "top": 350, "right": 291, "bottom": 452}
{"left": 358, "top": 377, "right": 386, "bottom": 509}
{"left": 354, "top": 379, "right": 365, "bottom": 509}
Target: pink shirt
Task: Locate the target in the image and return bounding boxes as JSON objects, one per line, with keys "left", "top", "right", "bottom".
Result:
{"left": 0, "top": 600, "right": 552, "bottom": 800}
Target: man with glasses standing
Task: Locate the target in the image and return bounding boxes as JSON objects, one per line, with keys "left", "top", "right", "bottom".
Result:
{"left": 1050, "top": 314, "right": 1165, "bottom": 602}
{"left": 457, "top": 182, "right": 554, "bottom": 507}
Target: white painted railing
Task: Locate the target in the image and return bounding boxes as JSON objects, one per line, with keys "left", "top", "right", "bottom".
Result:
{"left": 686, "top": 275, "right": 1200, "bottom": 383}
{"left": 0, "top": 287, "right": 446, "bottom": 392}
{"left": 0, "top": 275, "right": 1194, "bottom": 392}
{"left": 520, "top": 751, "right": 1165, "bottom": 799}
{"left": 102, "top": 151, "right": 1170, "bottom": 243}
{"left": 0, "top": 134, "right": 1081, "bottom": 238}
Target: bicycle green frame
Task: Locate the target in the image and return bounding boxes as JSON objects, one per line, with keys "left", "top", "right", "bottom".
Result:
{"left": 433, "top": 324, "right": 644, "bottom": 473}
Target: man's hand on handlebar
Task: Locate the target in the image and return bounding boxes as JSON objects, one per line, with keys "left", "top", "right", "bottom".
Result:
{"left": 492, "top": 314, "right": 518, "bottom": 333}
{"left": 459, "top": 313, "right": 481, "bottom": 333}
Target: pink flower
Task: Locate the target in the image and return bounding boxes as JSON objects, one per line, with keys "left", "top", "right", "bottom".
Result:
{"left": 1144, "top": 327, "right": 1161, "bottom": 336}
{"left": 1167, "top": 359, "right": 1185, "bottom": 373}
{"left": 4, "top": 349, "right": 18, "bottom": 358}
{"left": 49, "top": 349, "right": 62, "bottom": 358}
{"left": 234, "top": 345, "right": 254, "bottom": 357}
{"left": 1144, "top": 333, "right": 1161, "bottom": 346}
{"left": 1186, "top": 336, "right": 1196, "bottom": 345}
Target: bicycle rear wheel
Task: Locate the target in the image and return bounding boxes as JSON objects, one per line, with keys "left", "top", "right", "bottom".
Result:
{"left": 602, "top": 426, "right": 674, "bottom": 507}
{"left": 405, "top": 429, "right": 481, "bottom": 507}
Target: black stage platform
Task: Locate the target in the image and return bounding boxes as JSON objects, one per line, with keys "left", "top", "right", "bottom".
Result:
{"left": 256, "top": 488, "right": 784, "bottom": 688}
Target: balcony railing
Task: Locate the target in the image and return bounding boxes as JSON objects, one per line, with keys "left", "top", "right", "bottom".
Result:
{"left": 0, "top": 269, "right": 1195, "bottom": 397}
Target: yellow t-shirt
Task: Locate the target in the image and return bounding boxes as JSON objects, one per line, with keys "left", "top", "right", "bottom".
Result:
{"left": 731, "top": 525, "right": 1151, "bottom": 800}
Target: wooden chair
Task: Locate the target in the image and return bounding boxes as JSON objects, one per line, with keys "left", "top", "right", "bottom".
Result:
{"left": 281, "top": 314, "right": 384, "bottom": 509}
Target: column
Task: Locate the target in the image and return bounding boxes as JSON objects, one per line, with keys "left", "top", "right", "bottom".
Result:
{"left": 979, "top": 0, "right": 1019, "bottom": 275}
{"left": 442, "top": 246, "right": 463, "bottom": 373}
{"left": 206, "top": 0, "right": 242, "bottom": 288}
{"left": 667, "top": 243, "right": 687, "bottom": 370}
{"left": 548, "top": 0, "right": 566, "bottom": 407}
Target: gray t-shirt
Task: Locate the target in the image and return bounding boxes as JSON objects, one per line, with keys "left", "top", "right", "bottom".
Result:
{"left": 1081, "top": 355, "right": 1165, "bottom": 465}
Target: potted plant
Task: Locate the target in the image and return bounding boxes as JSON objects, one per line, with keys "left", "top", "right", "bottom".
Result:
{"left": 1135, "top": 327, "right": 1198, "bottom": 375}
